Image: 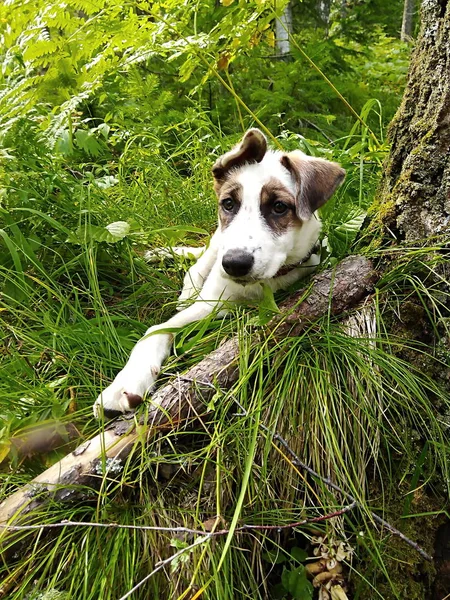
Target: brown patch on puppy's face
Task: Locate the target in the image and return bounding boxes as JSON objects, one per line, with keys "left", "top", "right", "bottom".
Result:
{"left": 260, "top": 177, "right": 301, "bottom": 236}
{"left": 218, "top": 179, "right": 243, "bottom": 230}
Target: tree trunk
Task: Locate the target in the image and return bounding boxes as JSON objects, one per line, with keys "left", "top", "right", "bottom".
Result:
{"left": 372, "top": 1, "right": 450, "bottom": 596}
{"left": 401, "top": 0, "right": 416, "bottom": 41}
{"left": 275, "top": 1, "right": 293, "bottom": 58}
{"left": 375, "top": 0, "right": 450, "bottom": 242}
{"left": 317, "top": 0, "right": 331, "bottom": 29}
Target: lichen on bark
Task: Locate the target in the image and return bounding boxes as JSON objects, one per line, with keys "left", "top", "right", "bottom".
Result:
{"left": 374, "top": 0, "right": 450, "bottom": 243}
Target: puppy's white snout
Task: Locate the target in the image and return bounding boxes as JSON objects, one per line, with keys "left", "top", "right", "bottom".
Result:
{"left": 222, "top": 249, "right": 254, "bottom": 278}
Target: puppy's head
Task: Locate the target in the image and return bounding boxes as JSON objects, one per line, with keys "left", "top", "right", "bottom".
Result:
{"left": 212, "top": 129, "right": 345, "bottom": 281}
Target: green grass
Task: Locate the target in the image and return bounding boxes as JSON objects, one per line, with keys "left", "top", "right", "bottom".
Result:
{"left": 1, "top": 72, "right": 449, "bottom": 600}
{"left": 1, "top": 288, "right": 449, "bottom": 598}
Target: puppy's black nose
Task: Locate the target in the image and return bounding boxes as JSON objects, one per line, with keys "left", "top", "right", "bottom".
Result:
{"left": 222, "top": 250, "right": 254, "bottom": 278}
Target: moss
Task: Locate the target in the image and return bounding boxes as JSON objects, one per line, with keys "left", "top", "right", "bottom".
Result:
{"left": 368, "top": 194, "right": 396, "bottom": 222}
{"left": 363, "top": 192, "right": 397, "bottom": 243}
{"left": 380, "top": 288, "right": 449, "bottom": 390}
{"left": 353, "top": 3, "right": 450, "bottom": 595}
{"left": 354, "top": 483, "right": 445, "bottom": 599}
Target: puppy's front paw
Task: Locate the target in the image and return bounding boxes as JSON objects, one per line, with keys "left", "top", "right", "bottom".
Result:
{"left": 93, "top": 365, "right": 160, "bottom": 419}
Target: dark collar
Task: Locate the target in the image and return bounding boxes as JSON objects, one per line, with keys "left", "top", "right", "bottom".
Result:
{"left": 274, "top": 241, "right": 321, "bottom": 278}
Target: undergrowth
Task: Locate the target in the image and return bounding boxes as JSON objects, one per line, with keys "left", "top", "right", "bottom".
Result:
{"left": 1, "top": 1, "right": 449, "bottom": 599}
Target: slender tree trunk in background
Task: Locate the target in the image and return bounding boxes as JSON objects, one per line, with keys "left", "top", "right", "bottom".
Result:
{"left": 370, "top": 1, "right": 450, "bottom": 596}
{"left": 275, "top": 1, "right": 293, "bottom": 58}
{"left": 317, "top": 0, "right": 331, "bottom": 29}
{"left": 401, "top": 0, "right": 416, "bottom": 40}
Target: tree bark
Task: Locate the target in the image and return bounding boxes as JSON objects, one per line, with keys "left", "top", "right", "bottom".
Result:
{"left": 375, "top": 0, "right": 450, "bottom": 243}
{"left": 0, "top": 256, "right": 376, "bottom": 529}
{"left": 370, "top": 2, "right": 450, "bottom": 595}
{"left": 317, "top": 0, "right": 331, "bottom": 29}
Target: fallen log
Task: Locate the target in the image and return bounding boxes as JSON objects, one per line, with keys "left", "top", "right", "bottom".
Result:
{"left": 0, "top": 255, "right": 376, "bottom": 527}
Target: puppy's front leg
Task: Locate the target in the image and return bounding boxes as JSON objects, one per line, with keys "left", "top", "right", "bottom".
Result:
{"left": 93, "top": 267, "right": 228, "bottom": 418}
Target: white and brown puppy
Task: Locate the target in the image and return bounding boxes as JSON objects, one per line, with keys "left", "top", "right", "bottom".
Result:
{"left": 93, "top": 129, "right": 345, "bottom": 417}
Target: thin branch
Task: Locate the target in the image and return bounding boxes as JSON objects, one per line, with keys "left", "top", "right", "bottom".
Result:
{"left": 1, "top": 505, "right": 358, "bottom": 600}
{"left": 266, "top": 427, "right": 433, "bottom": 562}
{"left": 300, "top": 117, "right": 334, "bottom": 144}
{"left": 0, "top": 502, "right": 356, "bottom": 537}
{"left": 0, "top": 389, "right": 424, "bottom": 562}
{"left": 236, "top": 502, "right": 357, "bottom": 533}
{"left": 1, "top": 406, "right": 432, "bottom": 564}
{"left": 2, "top": 393, "right": 429, "bottom": 562}
{"left": 0, "top": 257, "right": 377, "bottom": 530}
{"left": 228, "top": 397, "right": 433, "bottom": 562}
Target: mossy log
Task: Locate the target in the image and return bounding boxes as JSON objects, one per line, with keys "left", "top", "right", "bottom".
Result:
{"left": 0, "top": 255, "right": 376, "bottom": 529}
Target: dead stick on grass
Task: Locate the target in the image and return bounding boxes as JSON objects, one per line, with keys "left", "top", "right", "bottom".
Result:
{"left": 267, "top": 428, "right": 433, "bottom": 561}
{"left": 0, "top": 504, "right": 358, "bottom": 600}
{"left": 0, "top": 501, "right": 357, "bottom": 536}
{"left": 0, "top": 255, "right": 431, "bottom": 568}
{"left": 0, "top": 256, "right": 376, "bottom": 528}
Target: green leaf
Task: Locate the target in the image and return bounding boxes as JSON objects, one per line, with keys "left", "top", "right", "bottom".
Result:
{"left": 334, "top": 211, "right": 366, "bottom": 238}
{"left": 271, "top": 582, "right": 288, "bottom": 599}
{"left": 291, "top": 547, "right": 308, "bottom": 563}
{"left": 206, "top": 391, "right": 221, "bottom": 413}
{"left": 262, "top": 550, "right": 287, "bottom": 564}
{"left": 105, "top": 221, "right": 130, "bottom": 239}
{"left": 281, "top": 567, "right": 291, "bottom": 591}
{"left": 75, "top": 130, "right": 102, "bottom": 157}
{"left": 258, "top": 284, "right": 280, "bottom": 326}
{"left": 282, "top": 566, "right": 313, "bottom": 599}
{"left": 67, "top": 221, "right": 130, "bottom": 244}
{"left": 326, "top": 209, "right": 366, "bottom": 257}
{"left": 96, "top": 123, "right": 110, "bottom": 139}
{"left": 55, "top": 130, "right": 73, "bottom": 155}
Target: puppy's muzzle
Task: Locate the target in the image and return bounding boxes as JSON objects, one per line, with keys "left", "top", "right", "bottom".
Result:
{"left": 222, "top": 250, "right": 254, "bottom": 278}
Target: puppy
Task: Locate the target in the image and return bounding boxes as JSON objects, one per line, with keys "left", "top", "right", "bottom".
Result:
{"left": 93, "top": 129, "right": 345, "bottom": 417}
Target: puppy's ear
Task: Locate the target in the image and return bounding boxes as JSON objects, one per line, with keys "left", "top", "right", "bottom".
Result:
{"left": 281, "top": 151, "right": 345, "bottom": 220}
{"left": 212, "top": 129, "right": 267, "bottom": 185}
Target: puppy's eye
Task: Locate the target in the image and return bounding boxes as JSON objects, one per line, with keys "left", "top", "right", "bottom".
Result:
{"left": 222, "top": 198, "right": 235, "bottom": 212}
{"left": 272, "top": 201, "right": 288, "bottom": 215}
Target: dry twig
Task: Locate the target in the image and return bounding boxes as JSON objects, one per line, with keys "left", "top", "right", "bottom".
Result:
{"left": 0, "top": 502, "right": 357, "bottom": 537}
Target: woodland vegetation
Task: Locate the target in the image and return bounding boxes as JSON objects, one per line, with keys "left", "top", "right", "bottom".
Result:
{"left": 0, "top": 1, "right": 449, "bottom": 599}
